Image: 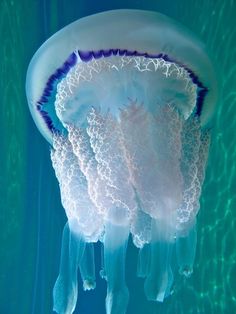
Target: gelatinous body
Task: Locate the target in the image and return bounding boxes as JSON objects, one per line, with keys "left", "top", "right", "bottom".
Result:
{"left": 26, "top": 10, "right": 217, "bottom": 314}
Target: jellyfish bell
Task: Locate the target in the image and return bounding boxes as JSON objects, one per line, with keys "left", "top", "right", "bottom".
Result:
{"left": 26, "top": 9, "right": 217, "bottom": 143}
{"left": 26, "top": 9, "right": 217, "bottom": 314}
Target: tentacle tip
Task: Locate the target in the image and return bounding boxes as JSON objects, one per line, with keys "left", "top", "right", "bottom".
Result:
{"left": 179, "top": 266, "right": 193, "bottom": 278}
{"left": 99, "top": 269, "right": 107, "bottom": 280}
{"left": 83, "top": 279, "right": 96, "bottom": 291}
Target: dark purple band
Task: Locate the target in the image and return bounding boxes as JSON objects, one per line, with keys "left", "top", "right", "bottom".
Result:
{"left": 36, "top": 49, "right": 208, "bottom": 133}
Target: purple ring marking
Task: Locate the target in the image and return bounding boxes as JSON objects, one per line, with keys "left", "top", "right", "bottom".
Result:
{"left": 36, "top": 49, "right": 208, "bottom": 133}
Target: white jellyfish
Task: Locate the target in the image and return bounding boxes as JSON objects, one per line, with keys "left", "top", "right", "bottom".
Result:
{"left": 26, "top": 9, "right": 217, "bottom": 314}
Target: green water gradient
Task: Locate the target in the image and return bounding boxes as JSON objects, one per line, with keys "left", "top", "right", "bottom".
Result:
{"left": 0, "top": 0, "right": 236, "bottom": 313}
{"left": 0, "top": 0, "right": 26, "bottom": 310}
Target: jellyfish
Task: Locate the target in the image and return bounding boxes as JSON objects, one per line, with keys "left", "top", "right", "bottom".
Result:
{"left": 26, "top": 9, "right": 217, "bottom": 314}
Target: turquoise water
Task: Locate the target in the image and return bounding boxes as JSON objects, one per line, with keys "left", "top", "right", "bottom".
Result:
{"left": 0, "top": 0, "right": 236, "bottom": 313}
